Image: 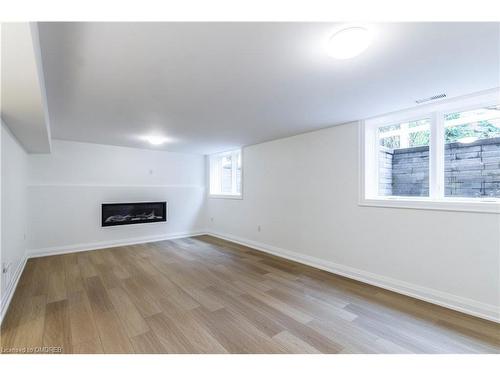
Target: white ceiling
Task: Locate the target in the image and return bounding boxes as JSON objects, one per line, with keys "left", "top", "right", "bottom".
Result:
{"left": 37, "top": 22, "right": 500, "bottom": 155}
{"left": 1, "top": 23, "right": 51, "bottom": 153}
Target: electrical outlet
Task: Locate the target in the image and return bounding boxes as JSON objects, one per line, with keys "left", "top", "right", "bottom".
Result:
{"left": 210, "top": 217, "right": 214, "bottom": 222}
{"left": 149, "top": 169, "right": 153, "bottom": 175}
{"left": 257, "top": 225, "right": 261, "bottom": 232}
{"left": 1, "top": 263, "right": 10, "bottom": 295}
{"left": 2, "top": 262, "right": 11, "bottom": 274}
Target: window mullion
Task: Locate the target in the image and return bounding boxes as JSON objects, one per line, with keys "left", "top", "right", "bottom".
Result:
{"left": 430, "top": 111, "right": 445, "bottom": 199}
{"left": 216, "top": 156, "right": 223, "bottom": 194}
{"left": 372, "top": 125, "right": 380, "bottom": 198}
{"left": 231, "top": 151, "right": 237, "bottom": 194}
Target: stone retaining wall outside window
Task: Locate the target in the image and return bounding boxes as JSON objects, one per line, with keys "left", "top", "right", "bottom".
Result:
{"left": 378, "top": 138, "right": 500, "bottom": 198}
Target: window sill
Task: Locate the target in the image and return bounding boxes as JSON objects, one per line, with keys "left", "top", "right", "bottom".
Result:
{"left": 208, "top": 194, "right": 243, "bottom": 200}
{"left": 359, "top": 197, "right": 500, "bottom": 214}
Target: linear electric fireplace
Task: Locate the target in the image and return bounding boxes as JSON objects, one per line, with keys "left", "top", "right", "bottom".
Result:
{"left": 101, "top": 202, "right": 167, "bottom": 227}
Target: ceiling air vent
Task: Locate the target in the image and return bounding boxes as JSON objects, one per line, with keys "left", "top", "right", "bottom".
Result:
{"left": 415, "top": 93, "right": 447, "bottom": 104}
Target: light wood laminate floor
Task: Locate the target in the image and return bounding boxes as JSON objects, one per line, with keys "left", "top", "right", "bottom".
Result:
{"left": 1, "top": 235, "right": 499, "bottom": 354}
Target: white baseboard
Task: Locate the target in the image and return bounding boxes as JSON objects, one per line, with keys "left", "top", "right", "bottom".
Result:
{"left": 28, "top": 230, "right": 205, "bottom": 258}
{"left": 205, "top": 231, "right": 500, "bottom": 323}
{"left": 1, "top": 255, "right": 28, "bottom": 324}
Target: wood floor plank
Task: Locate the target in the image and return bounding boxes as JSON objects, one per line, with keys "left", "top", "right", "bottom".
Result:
{"left": 0, "top": 298, "right": 25, "bottom": 350}
{"left": 43, "top": 300, "right": 72, "bottom": 353}
{"left": 245, "top": 289, "right": 314, "bottom": 324}
{"left": 160, "top": 308, "right": 228, "bottom": 353}
{"left": 307, "top": 316, "right": 388, "bottom": 354}
{"left": 92, "top": 309, "right": 134, "bottom": 354}
{"left": 121, "top": 277, "right": 163, "bottom": 318}
{"left": 72, "top": 339, "right": 104, "bottom": 354}
{"left": 108, "top": 287, "right": 150, "bottom": 338}
{"left": 145, "top": 312, "right": 194, "bottom": 353}
{"left": 84, "top": 276, "right": 114, "bottom": 313}
{"left": 94, "top": 263, "right": 122, "bottom": 290}
{"left": 77, "top": 253, "right": 98, "bottom": 279}
{"left": 2, "top": 235, "right": 499, "bottom": 354}
{"left": 201, "top": 285, "right": 286, "bottom": 338}
{"left": 266, "top": 288, "right": 357, "bottom": 322}
{"left": 236, "top": 294, "right": 344, "bottom": 353}
{"left": 47, "top": 268, "right": 67, "bottom": 303}
{"left": 106, "top": 254, "right": 132, "bottom": 280}
{"left": 64, "top": 261, "right": 85, "bottom": 295}
{"left": 190, "top": 307, "right": 286, "bottom": 354}
{"left": 68, "top": 291, "right": 99, "bottom": 346}
{"left": 273, "top": 330, "right": 322, "bottom": 354}
{"left": 130, "top": 331, "right": 166, "bottom": 354}
{"left": 31, "top": 257, "right": 51, "bottom": 297}
{"left": 263, "top": 272, "right": 349, "bottom": 309}
{"left": 9, "top": 295, "right": 47, "bottom": 351}
{"left": 181, "top": 286, "right": 225, "bottom": 312}
{"left": 142, "top": 271, "right": 201, "bottom": 311}
{"left": 344, "top": 301, "right": 494, "bottom": 353}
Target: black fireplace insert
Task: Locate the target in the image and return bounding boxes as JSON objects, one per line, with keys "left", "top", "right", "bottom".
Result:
{"left": 101, "top": 202, "right": 167, "bottom": 227}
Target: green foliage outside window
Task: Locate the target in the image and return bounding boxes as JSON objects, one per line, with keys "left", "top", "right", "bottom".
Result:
{"left": 380, "top": 136, "right": 400, "bottom": 149}
{"left": 445, "top": 121, "right": 500, "bottom": 143}
{"left": 409, "top": 130, "right": 430, "bottom": 147}
{"left": 380, "top": 113, "right": 500, "bottom": 149}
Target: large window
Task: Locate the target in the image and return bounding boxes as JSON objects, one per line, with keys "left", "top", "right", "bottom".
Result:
{"left": 361, "top": 89, "right": 500, "bottom": 213}
{"left": 209, "top": 149, "right": 242, "bottom": 198}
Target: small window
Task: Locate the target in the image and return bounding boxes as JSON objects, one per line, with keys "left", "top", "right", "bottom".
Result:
{"left": 209, "top": 149, "right": 242, "bottom": 198}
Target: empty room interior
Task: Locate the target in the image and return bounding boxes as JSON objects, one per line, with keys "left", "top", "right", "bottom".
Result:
{"left": 1, "top": 21, "right": 500, "bottom": 356}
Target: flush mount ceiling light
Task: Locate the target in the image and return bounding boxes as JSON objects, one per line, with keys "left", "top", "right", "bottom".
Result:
{"left": 142, "top": 135, "right": 169, "bottom": 145}
{"left": 327, "top": 26, "right": 372, "bottom": 59}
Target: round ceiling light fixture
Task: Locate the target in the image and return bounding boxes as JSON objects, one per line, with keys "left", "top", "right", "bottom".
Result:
{"left": 326, "top": 26, "right": 372, "bottom": 59}
{"left": 142, "top": 135, "right": 169, "bottom": 145}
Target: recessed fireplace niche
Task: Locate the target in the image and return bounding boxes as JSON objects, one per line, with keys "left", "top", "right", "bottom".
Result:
{"left": 101, "top": 202, "right": 167, "bottom": 227}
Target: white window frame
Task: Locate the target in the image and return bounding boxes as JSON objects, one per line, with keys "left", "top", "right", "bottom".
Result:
{"left": 360, "top": 88, "right": 500, "bottom": 214}
{"left": 208, "top": 149, "right": 243, "bottom": 199}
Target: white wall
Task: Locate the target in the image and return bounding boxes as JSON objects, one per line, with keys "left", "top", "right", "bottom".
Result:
{"left": 206, "top": 122, "right": 500, "bottom": 321}
{"left": 28, "top": 140, "right": 206, "bottom": 255}
{"left": 1, "top": 121, "right": 29, "bottom": 316}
